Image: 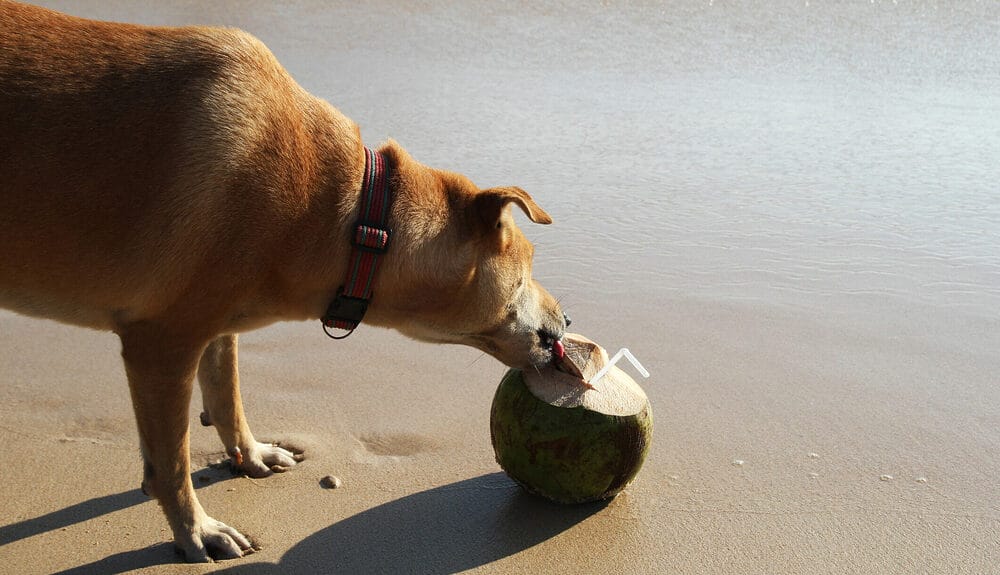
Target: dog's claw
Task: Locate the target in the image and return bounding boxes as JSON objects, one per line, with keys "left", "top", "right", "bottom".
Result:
{"left": 174, "top": 515, "right": 253, "bottom": 563}
{"left": 232, "top": 442, "right": 303, "bottom": 478}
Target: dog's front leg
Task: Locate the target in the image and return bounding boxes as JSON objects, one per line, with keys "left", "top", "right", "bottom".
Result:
{"left": 120, "top": 325, "right": 252, "bottom": 562}
{"left": 198, "top": 334, "right": 302, "bottom": 477}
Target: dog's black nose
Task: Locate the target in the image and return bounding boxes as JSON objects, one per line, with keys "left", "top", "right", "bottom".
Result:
{"left": 563, "top": 312, "right": 572, "bottom": 328}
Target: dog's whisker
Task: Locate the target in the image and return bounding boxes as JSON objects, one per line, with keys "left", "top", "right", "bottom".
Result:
{"left": 467, "top": 352, "right": 488, "bottom": 368}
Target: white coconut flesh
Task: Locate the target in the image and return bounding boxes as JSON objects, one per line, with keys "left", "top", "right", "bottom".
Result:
{"left": 523, "top": 333, "right": 648, "bottom": 417}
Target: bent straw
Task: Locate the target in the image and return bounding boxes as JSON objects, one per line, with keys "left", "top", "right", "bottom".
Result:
{"left": 589, "top": 348, "right": 650, "bottom": 386}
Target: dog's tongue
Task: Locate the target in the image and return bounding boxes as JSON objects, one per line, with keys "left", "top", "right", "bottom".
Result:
{"left": 553, "top": 339, "right": 566, "bottom": 359}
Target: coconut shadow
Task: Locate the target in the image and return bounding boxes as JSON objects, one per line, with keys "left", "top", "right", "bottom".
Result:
{"left": 213, "top": 472, "right": 610, "bottom": 574}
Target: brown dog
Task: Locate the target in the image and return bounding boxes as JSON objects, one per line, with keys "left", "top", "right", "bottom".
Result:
{"left": 0, "top": 1, "right": 568, "bottom": 562}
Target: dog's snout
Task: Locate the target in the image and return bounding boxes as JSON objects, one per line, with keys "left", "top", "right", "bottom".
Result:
{"left": 539, "top": 311, "right": 570, "bottom": 343}
{"left": 537, "top": 327, "right": 559, "bottom": 345}
{"left": 538, "top": 311, "right": 569, "bottom": 349}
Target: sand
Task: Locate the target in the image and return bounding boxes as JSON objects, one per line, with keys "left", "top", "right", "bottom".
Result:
{"left": 3, "top": 1, "right": 1000, "bottom": 574}
{"left": 3, "top": 302, "right": 998, "bottom": 574}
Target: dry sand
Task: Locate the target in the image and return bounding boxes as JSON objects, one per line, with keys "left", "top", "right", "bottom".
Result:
{"left": 3, "top": 1, "right": 1000, "bottom": 574}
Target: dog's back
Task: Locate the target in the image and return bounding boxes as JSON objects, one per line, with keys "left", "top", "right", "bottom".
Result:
{"left": 0, "top": 1, "right": 357, "bottom": 331}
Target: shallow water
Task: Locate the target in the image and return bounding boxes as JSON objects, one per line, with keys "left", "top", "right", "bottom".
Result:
{"left": 48, "top": 0, "right": 1000, "bottom": 321}
{"left": 321, "top": 2, "right": 1000, "bottom": 322}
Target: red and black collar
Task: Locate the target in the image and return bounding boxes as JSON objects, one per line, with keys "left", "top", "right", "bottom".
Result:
{"left": 322, "top": 146, "right": 392, "bottom": 339}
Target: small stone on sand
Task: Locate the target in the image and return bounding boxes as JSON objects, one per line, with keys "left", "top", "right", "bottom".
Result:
{"left": 320, "top": 475, "right": 343, "bottom": 489}
{"left": 879, "top": 474, "right": 893, "bottom": 481}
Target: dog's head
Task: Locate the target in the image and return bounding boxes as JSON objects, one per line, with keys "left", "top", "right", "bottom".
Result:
{"left": 370, "top": 142, "right": 568, "bottom": 369}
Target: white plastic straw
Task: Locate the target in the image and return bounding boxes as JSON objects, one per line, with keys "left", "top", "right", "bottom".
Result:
{"left": 589, "top": 348, "right": 650, "bottom": 386}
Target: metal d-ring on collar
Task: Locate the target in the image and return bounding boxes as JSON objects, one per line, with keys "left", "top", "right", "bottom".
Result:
{"left": 322, "top": 147, "right": 392, "bottom": 339}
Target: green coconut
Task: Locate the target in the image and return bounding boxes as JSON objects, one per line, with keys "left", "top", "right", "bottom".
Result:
{"left": 490, "top": 334, "right": 653, "bottom": 504}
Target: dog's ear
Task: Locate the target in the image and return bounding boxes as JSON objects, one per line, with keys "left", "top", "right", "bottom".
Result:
{"left": 476, "top": 187, "right": 553, "bottom": 229}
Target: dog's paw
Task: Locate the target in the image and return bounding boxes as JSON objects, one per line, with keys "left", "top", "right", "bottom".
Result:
{"left": 175, "top": 515, "right": 254, "bottom": 563}
{"left": 235, "top": 441, "right": 304, "bottom": 478}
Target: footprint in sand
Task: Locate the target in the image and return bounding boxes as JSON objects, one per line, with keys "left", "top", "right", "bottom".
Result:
{"left": 357, "top": 432, "right": 438, "bottom": 457}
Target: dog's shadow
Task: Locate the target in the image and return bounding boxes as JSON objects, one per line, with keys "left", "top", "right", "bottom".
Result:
{"left": 211, "top": 472, "right": 606, "bottom": 575}
{"left": 24, "top": 472, "right": 602, "bottom": 575}
{"left": 3, "top": 466, "right": 237, "bottom": 575}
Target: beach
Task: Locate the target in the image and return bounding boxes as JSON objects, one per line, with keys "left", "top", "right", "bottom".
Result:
{"left": 2, "top": 1, "right": 998, "bottom": 573}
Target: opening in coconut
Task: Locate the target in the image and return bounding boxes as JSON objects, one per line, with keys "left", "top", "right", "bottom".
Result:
{"left": 523, "top": 333, "right": 648, "bottom": 416}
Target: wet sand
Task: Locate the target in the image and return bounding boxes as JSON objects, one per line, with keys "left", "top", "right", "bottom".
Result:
{"left": 3, "top": 1, "right": 999, "bottom": 574}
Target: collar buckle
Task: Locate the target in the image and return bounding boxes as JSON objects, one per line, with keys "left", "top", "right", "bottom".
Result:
{"left": 352, "top": 220, "right": 392, "bottom": 254}
{"left": 322, "top": 287, "right": 369, "bottom": 337}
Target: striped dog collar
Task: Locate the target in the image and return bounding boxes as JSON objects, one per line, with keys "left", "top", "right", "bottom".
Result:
{"left": 322, "top": 147, "right": 392, "bottom": 339}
